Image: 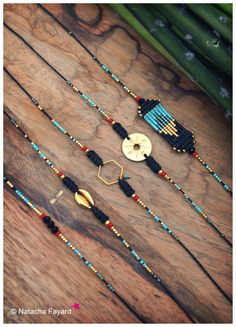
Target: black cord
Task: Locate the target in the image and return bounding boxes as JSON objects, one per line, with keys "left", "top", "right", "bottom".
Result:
{"left": 4, "top": 109, "right": 196, "bottom": 321}
{"left": 178, "top": 239, "right": 232, "bottom": 303}
{"left": 4, "top": 67, "right": 34, "bottom": 99}
{"left": 160, "top": 280, "right": 196, "bottom": 323}
{"left": 4, "top": 22, "right": 70, "bottom": 85}
{"left": 4, "top": 19, "right": 232, "bottom": 309}
{"left": 4, "top": 175, "right": 146, "bottom": 323}
{"left": 4, "top": 73, "right": 232, "bottom": 304}
{"left": 112, "top": 290, "right": 147, "bottom": 322}
{"left": 38, "top": 4, "right": 97, "bottom": 60}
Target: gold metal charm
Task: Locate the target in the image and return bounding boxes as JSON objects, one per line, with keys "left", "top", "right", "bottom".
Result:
{"left": 74, "top": 189, "right": 94, "bottom": 209}
{"left": 122, "top": 133, "right": 152, "bottom": 162}
{"left": 98, "top": 160, "right": 124, "bottom": 185}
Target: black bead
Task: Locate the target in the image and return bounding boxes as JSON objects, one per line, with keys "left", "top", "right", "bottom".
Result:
{"left": 51, "top": 226, "right": 59, "bottom": 234}
{"left": 47, "top": 220, "right": 55, "bottom": 228}
{"left": 43, "top": 216, "right": 50, "bottom": 223}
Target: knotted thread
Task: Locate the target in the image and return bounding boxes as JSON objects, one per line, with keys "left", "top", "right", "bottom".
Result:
{"left": 62, "top": 176, "right": 79, "bottom": 193}
{"left": 112, "top": 122, "right": 129, "bottom": 139}
{"left": 91, "top": 205, "right": 109, "bottom": 224}
{"left": 87, "top": 150, "right": 103, "bottom": 167}
{"left": 145, "top": 155, "right": 162, "bottom": 174}
{"left": 118, "top": 178, "right": 135, "bottom": 197}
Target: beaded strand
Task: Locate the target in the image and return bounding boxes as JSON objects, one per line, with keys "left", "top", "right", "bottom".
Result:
{"left": 4, "top": 67, "right": 231, "bottom": 247}
{"left": 3, "top": 176, "right": 147, "bottom": 322}
{"left": 4, "top": 112, "right": 200, "bottom": 320}
{"left": 3, "top": 110, "right": 172, "bottom": 282}
{"left": 37, "top": 4, "right": 139, "bottom": 101}
{"left": 4, "top": 110, "right": 232, "bottom": 304}
{"left": 158, "top": 171, "right": 231, "bottom": 246}
{"left": 192, "top": 151, "right": 231, "bottom": 192}
{"left": 4, "top": 24, "right": 228, "bottom": 232}
{"left": 37, "top": 4, "right": 232, "bottom": 195}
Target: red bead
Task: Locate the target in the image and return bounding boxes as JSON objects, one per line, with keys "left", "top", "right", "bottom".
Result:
{"left": 133, "top": 194, "right": 139, "bottom": 201}
{"left": 40, "top": 213, "right": 46, "bottom": 219}
{"left": 57, "top": 171, "right": 63, "bottom": 177}
{"left": 161, "top": 171, "right": 167, "bottom": 177}
{"left": 107, "top": 222, "right": 113, "bottom": 229}
{"left": 192, "top": 151, "right": 198, "bottom": 157}
{"left": 108, "top": 117, "right": 114, "bottom": 125}
{"left": 55, "top": 230, "right": 61, "bottom": 237}
{"left": 82, "top": 145, "right": 88, "bottom": 152}
{"left": 135, "top": 96, "right": 141, "bottom": 102}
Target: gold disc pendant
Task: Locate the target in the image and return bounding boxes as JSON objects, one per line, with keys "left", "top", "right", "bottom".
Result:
{"left": 122, "top": 133, "right": 152, "bottom": 162}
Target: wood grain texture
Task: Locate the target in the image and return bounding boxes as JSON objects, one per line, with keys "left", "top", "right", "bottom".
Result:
{"left": 4, "top": 4, "right": 232, "bottom": 323}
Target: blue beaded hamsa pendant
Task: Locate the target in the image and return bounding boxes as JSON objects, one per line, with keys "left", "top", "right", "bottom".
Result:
{"left": 138, "top": 98, "right": 195, "bottom": 153}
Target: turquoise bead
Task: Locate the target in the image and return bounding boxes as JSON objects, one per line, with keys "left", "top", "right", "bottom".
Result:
{"left": 154, "top": 216, "right": 160, "bottom": 222}
{"left": 124, "top": 173, "right": 130, "bottom": 180}
{"left": 82, "top": 94, "right": 89, "bottom": 100}
{"left": 32, "top": 143, "right": 39, "bottom": 151}
{"left": 175, "top": 184, "right": 181, "bottom": 190}
{"left": 195, "top": 206, "right": 202, "bottom": 213}
{"left": 162, "top": 223, "right": 168, "bottom": 230}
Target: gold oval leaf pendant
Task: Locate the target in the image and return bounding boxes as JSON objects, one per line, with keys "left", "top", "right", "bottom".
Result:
{"left": 74, "top": 189, "right": 94, "bottom": 209}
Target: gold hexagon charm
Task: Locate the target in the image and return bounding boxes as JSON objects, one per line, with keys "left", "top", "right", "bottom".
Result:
{"left": 98, "top": 160, "right": 124, "bottom": 186}
{"left": 75, "top": 189, "right": 94, "bottom": 209}
{"left": 122, "top": 133, "right": 152, "bottom": 162}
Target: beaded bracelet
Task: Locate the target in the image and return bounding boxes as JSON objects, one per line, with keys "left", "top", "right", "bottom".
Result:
{"left": 4, "top": 112, "right": 199, "bottom": 321}
{"left": 4, "top": 67, "right": 231, "bottom": 247}
{"left": 4, "top": 109, "right": 231, "bottom": 304}
{"left": 3, "top": 175, "right": 147, "bottom": 322}
{"left": 38, "top": 4, "right": 232, "bottom": 194}
{"left": 4, "top": 23, "right": 231, "bottom": 248}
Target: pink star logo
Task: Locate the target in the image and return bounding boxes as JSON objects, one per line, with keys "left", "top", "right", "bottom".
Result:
{"left": 72, "top": 302, "right": 80, "bottom": 310}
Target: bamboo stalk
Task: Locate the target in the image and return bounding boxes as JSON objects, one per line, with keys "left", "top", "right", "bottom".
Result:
{"left": 187, "top": 4, "right": 232, "bottom": 43}
{"left": 154, "top": 4, "right": 232, "bottom": 77}
{"left": 150, "top": 6, "right": 230, "bottom": 80}
{"left": 215, "top": 3, "right": 232, "bottom": 17}
{"left": 126, "top": 4, "right": 231, "bottom": 112}
{"left": 150, "top": 6, "right": 215, "bottom": 66}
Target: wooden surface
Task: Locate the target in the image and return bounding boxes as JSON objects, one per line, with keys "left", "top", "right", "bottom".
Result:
{"left": 3, "top": 4, "right": 232, "bottom": 323}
